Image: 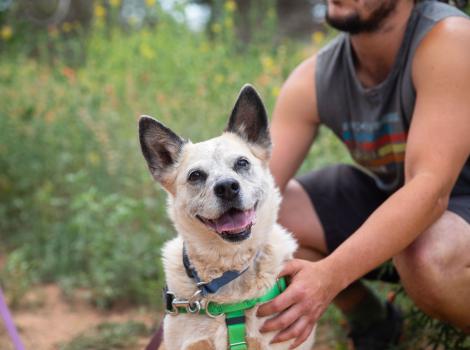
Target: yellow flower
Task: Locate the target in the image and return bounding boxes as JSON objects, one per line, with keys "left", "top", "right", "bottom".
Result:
{"left": 110, "top": 0, "right": 121, "bottom": 7}
{"left": 200, "top": 42, "right": 210, "bottom": 53}
{"left": 145, "top": 0, "right": 156, "bottom": 6}
{"left": 139, "top": 42, "right": 156, "bottom": 59}
{"left": 224, "top": 17, "right": 233, "bottom": 30}
{"left": 1, "top": 25, "right": 13, "bottom": 41}
{"left": 211, "top": 23, "right": 222, "bottom": 34}
{"left": 271, "top": 86, "right": 280, "bottom": 98}
{"left": 94, "top": 4, "right": 106, "bottom": 18}
{"left": 261, "top": 55, "right": 275, "bottom": 73}
{"left": 224, "top": 0, "right": 236, "bottom": 12}
{"left": 312, "top": 31, "right": 325, "bottom": 45}
{"left": 62, "top": 22, "right": 72, "bottom": 33}
{"left": 87, "top": 152, "right": 101, "bottom": 166}
{"left": 214, "top": 74, "right": 225, "bottom": 85}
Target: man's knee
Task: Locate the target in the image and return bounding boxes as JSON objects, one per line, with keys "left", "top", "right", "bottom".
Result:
{"left": 393, "top": 212, "right": 468, "bottom": 320}
{"left": 394, "top": 212, "right": 462, "bottom": 283}
{"left": 394, "top": 232, "right": 444, "bottom": 283}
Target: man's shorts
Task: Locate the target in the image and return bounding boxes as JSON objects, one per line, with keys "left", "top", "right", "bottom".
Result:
{"left": 297, "top": 164, "right": 470, "bottom": 256}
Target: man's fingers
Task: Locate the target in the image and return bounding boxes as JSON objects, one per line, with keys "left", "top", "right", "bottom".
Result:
{"left": 269, "top": 315, "right": 310, "bottom": 344}
{"left": 278, "top": 259, "right": 302, "bottom": 278}
{"left": 257, "top": 284, "right": 297, "bottom": 317}
{"left": 260, "top": 303, "right": 304, "bottom": 333}
{"left": 289, "top": 323, "right": 314, "bottom": 349}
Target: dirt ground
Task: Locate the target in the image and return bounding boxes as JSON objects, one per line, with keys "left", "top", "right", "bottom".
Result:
{"left": 0, "top": 284, "right": 156, "bottom": 350}
{"left": 0, "top": 283, "right": 335, "bottom": 350}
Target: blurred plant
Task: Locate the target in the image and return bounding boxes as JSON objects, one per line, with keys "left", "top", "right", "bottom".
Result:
{"left": 0, "top": 2, "right": 314, "bottom": 310}
{"left": 0, "top": 24, "right": 12, "bottom": 40}
{"left": 400, "top": 306, "right": 470, "bottom": 350}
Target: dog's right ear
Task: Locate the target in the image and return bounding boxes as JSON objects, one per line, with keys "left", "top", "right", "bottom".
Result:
{"left": 138, "top": 115, "right": 185, "bottom": 185}
{"left": 225, "top": 84, "right": 271, "bottom": 150}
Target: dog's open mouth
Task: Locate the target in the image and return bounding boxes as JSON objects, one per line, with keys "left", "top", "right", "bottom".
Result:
{"left": 197, "top": 207, "right": 256, "bottom": 242}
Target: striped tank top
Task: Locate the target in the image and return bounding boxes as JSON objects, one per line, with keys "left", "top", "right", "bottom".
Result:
{"left": 315, "top": 0, "right": 470, "bottom": 194}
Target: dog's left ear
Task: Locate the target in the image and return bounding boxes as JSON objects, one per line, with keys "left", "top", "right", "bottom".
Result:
{"left": 139, "top": 115, "right": 185, "bottom": 187}
{"left": 225, "top": 84, "right": 271, "bottom": 150}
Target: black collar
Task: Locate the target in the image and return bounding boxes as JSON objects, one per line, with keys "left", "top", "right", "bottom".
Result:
{"left": 182, "top": 245, "right": 250, "bottom": 297}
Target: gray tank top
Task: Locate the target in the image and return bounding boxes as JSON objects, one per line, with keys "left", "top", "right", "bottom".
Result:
{"left": 316, "top": 0, "right": 470, "bottom": 194}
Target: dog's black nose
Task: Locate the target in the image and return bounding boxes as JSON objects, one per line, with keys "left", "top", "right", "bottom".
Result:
{"left": 214, "top": 179, "right": 240, "bottom": 200}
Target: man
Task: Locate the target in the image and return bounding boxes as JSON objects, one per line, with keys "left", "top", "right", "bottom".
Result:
{"left": 256, "top": 0, "right": 470, "bottom": 348}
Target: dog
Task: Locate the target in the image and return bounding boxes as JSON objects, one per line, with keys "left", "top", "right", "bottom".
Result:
{"left": 138, "top": 85, "right": 316, "bottom": 350}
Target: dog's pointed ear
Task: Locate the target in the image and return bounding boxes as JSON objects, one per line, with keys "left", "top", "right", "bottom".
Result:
{"left": 139, "top": 115, "right": 185, "bottom": 184}
{"left": 225, "top": 84, "right": 271, "bottom": 149}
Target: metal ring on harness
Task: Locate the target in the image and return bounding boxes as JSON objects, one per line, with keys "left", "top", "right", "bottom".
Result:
{"left": 186, "top": 300, "right": 201, "bottom": 313}
{"left": 187, "top": 289, "right": 202, "bottom": 313}
{"left": 205, "top": 300, "right": 224, "bottom": 318}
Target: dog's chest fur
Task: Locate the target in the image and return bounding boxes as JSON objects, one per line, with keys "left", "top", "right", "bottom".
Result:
{"left": 162, "top": 224, "right": 305, "bottom": 350}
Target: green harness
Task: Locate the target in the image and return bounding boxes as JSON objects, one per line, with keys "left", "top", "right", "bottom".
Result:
{"left": 166, "top": 277, "right": 287, "bottom": 349}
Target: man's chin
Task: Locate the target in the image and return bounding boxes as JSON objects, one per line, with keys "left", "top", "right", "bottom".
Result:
{"left": 326, "top": 0, "right": 398, "bottom": 35}
{"left": 326, "top": 12, "right": 363, "bottom": 34}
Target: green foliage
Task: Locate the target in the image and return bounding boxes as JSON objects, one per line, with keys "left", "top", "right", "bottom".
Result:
{"left": 400, "top": 306, "right": 470, "bottom": 350}
{"left": 0, "top": 2, "right": 334, "bottom": 309}
{"left": 60, "top": 321, "right": 150, "bottom": 350}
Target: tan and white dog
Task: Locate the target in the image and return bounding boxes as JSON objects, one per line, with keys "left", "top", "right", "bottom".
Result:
{"left": 138, "top": 85, "right": 315, "bottom": 350}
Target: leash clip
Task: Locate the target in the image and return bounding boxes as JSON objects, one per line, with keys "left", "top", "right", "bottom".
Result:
{"left": 165, "top": 289, "right": 203, "bottom": 315}
{"left": 169, "top": 298, "right": 201, "bottom": 314}
{"left": 165, "top": 291, "right": 178, "bottom": 315}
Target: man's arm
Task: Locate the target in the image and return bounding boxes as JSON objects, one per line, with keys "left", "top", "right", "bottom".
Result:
{"left": 259, "top": 17, "right": 470, "bottom": 347}
{"left": 269, "top": 55, "right": 320, "bottom": 192}
{"left": 323, "top": 16, "right": 470, "bottom": 289}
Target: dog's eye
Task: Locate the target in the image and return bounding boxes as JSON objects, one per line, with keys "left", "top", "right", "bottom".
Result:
{"left": 188, "top": 170, "right": 206, "bottom": 183}
{"left": 234, "top": 158, "right": 250, "bottom": 171}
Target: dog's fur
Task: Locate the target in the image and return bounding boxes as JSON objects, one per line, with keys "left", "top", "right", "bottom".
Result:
{"left": 139, "top": 85, "right": 315, "bottom": 350}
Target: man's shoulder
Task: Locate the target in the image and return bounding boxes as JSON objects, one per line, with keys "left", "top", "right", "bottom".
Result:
{"left": 412, "top": 16, "right": 470, "bottom": 99}
{"left": 413, "top": 16, "right": 470, "bottom": 70}
{"left": 316, "top": 33, "right": 347, "bottom": 60}
{"left": 415, "top": 0, "right": 468, "bottom": 23}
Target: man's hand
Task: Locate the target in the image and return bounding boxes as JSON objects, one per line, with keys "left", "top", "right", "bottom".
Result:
{"left": 257, "top": 259, "right": 341, "bottom": 349}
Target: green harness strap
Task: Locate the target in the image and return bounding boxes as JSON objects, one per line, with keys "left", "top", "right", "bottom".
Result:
{"left": 173, "top": 277, "right": 287, "bottom": 350}
{"left": 225, "top": 309, "right": 248, "bottom": 350}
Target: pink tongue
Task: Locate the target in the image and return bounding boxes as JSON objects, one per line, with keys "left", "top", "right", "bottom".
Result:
{"left": 214, "top": 209, "right": 255, "bottom": 233}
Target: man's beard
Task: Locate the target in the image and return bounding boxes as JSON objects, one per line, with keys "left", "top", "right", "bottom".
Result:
{"left": 326, "top": 1, "right": 399, "bottom": 34}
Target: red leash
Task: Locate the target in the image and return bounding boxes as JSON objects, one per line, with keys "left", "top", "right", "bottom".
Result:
{"left": 146, "top": 322, "right": 164, "bottom": 350}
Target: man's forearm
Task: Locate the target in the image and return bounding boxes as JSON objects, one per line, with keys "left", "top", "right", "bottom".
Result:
{"left": 321, "top": 172, "right": 449, "bottom": 293}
